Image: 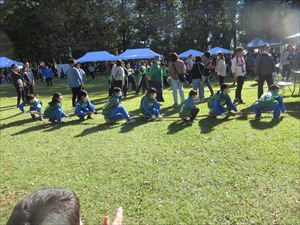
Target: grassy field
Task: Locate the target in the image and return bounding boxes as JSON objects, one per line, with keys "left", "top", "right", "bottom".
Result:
{"left": 0, "top": 75, "right": 299, "bottom": 225}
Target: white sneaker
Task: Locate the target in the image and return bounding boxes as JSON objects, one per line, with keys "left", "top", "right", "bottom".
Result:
{"left": 156, "top": 115, "right": 163, "bottom": 120}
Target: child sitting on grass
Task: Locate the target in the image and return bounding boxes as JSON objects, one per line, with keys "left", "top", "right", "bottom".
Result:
{"left": 179, "top": 90, "right": 199, "bottom": 124}
{"left": 19, "top": 94, "right": 43, "bottom": 120}
{"left": 253, "top": 84, "right": 286, "bottom": 120}
{"left": 140, "top": 87, "right": 162, "bottom": 120}
{"left": 44, "top": 92, "right": 68, "bottom": 124}
{"left": 208, "top": 83, "right": 238, "bottom": 118}
{"left": 75, "top": 90, "right": 95, "bottom": 121}
{"left": 102, "top": 87, "right": 135, "bottom": 123}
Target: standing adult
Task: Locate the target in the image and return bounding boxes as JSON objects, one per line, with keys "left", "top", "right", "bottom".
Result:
{"left": 111, "top": 59, "right": 125, "bottom": 90}
{"left": 231, "top": 47, "right": 246, "bottom": 104}
{"left": 202, "top": 52, "right": 214, "bottom": 97}
{"left": 148, "top": 56, "right": 164, "bottom": 102}
{"left": 136, "top": 61, "right": 149, "bottom": 94}
{"left": 255, "top": 44, "right": 275, "bottom": 99}
{"left": 22, "top": 61, "right": 35, "bottom": 95}
{"left": 67, "top": 59, "right": 83, "bottom": 107}
{"left": 76, "top": 63, "right": 87, "bottom": 81}
{"left": 185, "top": 54, "right": 194, "bottom": 83}
{"left": 190, "top": 56, "right": 205, "bottom": 101}
{"left": 215, "top": 52, "right": 227, "bottom": 85}
{"left": 88, "top": 64, "right": 95, "bottom": 81}
{"left": 168, "top": 52, "right": 186, "bottom": 106}
{"left": 10, "top": 64, "right": 25, "bottom": 107}
{"left": 126, "top": 62, "right": 136, "bottom": 93}
{"left": 42, "top": 65, "right": 53, "bottom": 87}
{"left": 280, "top": 44, "right": 293, "bottom": 81}
{"left": 122, "top": 61, "right": 129, "bottom": 98}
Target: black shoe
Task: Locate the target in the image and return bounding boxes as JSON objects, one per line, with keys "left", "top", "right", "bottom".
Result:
{"left": 238, "top": 99, "right": 245, "bottom": 104}
{"left": 255, "top": 114, "right": 261, "bottom": 120}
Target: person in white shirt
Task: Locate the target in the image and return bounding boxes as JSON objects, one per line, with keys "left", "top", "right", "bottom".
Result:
{"left": 215, "top": 52, "right": 227, "bottom": 85}
{"left": 76, "top": 63, "right": 87, "bottom": 81}
{"left": 111, "top": 59, "right": 125, "bottom": 90}
{"left": 231, "top": 47, "right": 246, "bottom": 104}
{"left": 185, "top": 54, "right": 194, "bottom": 83}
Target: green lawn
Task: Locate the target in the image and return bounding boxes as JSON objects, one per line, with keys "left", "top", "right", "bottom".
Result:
{"left": 0, "top": 76, "right": 299, "bottom": 225}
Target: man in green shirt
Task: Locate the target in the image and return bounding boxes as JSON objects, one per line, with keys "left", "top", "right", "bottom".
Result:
{"left": 148, "top": 56, "right": 164, "bottom": 102}
{"left": 126, "top": 62, "right": 136, "bottom": 93}
{"left": 253, "top": 84, "right": 286, "bottom": 120}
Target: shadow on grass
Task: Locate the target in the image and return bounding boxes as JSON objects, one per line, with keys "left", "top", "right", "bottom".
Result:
{"left": 198, "top": 115, "right": 236, "bottom": 134}
{"left": 74, "top": 122, "right": 122, "bottom": 137}
{"left": 11, "top": 119, "right": 85, "bottom": 136}
{"left": 160, "top": 105, "right": 178, "bottom": 117}
{"left": 0, "top": 118, "right": 34, "bottom": 131}
{"left": 120, "top": 117, "right": 148, "bottom": 133}
{"left": 249, "top": 117, "right": 283, "bottom": 130}
{"left": 284, "top": 102, "right": 300, "bottom": 119}
{"left": 0, "top": 112, "right": 23, "bottom": 121}
{"left": 167, "top": 120, "right": 192, "bottom": 134}
{"left": 0, "top": 104, "right": 16, "bottom": 112}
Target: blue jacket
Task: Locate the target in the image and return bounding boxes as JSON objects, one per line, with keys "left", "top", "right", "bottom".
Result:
{"left": 42, "top": 68, "right": 53, "bottom": 78}
{"left": 75, "top": 100, "right": 95, "bottom": 115}
{"left": 67, "top": 66, "right": 83, "bottom": 88}
{"left": 19, "top": 99, "right": 42, "bottom": 113}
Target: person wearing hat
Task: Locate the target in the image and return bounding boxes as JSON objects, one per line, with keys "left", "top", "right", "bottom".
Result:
{"left": 255, "top": 43, "right": 276, "bottom": 99}
{"left": 148, "top": 56, "right": 164, "bottom": 102}
{"left": 253, "top": 84, "right": 286, "bottom": 120}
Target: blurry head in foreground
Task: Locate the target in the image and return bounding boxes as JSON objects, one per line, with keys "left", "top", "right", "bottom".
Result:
{"left": 6, "top": 188, "right": 80, "bottom": 225}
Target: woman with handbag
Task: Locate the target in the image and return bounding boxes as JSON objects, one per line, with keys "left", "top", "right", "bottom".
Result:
{"left": 167, "top": 53, "right": 186, "bottom": 106}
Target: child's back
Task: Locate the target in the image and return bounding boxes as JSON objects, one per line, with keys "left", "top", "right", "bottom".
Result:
{"left": 254, "top": 91, "right": 280, "bottom": 109}
{"left": 102, "top": 96, "right": 120, "bottom": 117}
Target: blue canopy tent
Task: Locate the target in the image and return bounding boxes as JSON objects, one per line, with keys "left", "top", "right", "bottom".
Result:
{"left": 0, "top": 56, "right": 23, "bottom": 68}
{"left": 209, "top": 47, "right": 232, "bottom": 55}
{"left": 117, "top": 48, "right": 160, "bottom": 60}
{"left": 76, "top": 51, "right": 117, "bottom": 63}
{"left": 179, "top": 49, "right": 203, "bottom": 58}
{"left": 246, "top": 37, "right": 282, "bottom": 49}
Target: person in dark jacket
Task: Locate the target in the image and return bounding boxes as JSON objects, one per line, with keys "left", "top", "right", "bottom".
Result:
{"left": 255, "top": 44, "right": 275, "bottom": 99}
{"left": 10, "top": 64, "right": 25, "bottom": 107}
{"left": 191, "top": 56, "right": 205, "bottom": 101}
{"left": 22, "top": 62, "right": 35, "bottom": 95}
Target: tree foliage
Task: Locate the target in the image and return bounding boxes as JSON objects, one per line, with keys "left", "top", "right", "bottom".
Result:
{"left": 0, "top": 0, "right": 298, "bottom": 62}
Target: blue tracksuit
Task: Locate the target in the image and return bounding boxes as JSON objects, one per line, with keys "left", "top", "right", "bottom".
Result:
{"left": 208, "top": 91, "right": 237, "bottom": 115}
{"left": 44, "top": 102, "right": 67, "bottom": 124}
{"left": 75, "top": 99, "right": 95, "bottom": 119}
{"left": 102, "top": 96, "right": 130, "bottom": 121}
{"left": 19, "top": 99, "right": 43, "bottom": 119}
{"left": 253, "top": 91, "right": 286, "bottom": 118}
{"left": 140, "top": 95, "right": 160, "bottom": 117}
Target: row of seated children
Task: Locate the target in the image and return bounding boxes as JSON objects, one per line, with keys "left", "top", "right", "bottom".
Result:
{"left": 19, "top": 84, "right": 286, "bottom": 124}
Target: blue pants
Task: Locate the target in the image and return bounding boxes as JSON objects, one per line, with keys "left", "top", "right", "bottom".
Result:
{"left": 192, "top": 78, "right": 204, "bottom": 100}
{"left": 108, "top": 106, "right": 130, "bottom": 121}
{"left": 253, "top": 104, "right": 281, "bottom": 118}
{"left": 76, "top": 105, "right": 95, "bottom": 119}
{"left": 30, "top": 105, "right": 43, "bottom": 119}
{"left": 210, "top": 106, "right": 227, "bottom": 115}
{"left": 143, "top": 101, "right": 160, "bottom": 117}
{"left": 47, "top": 108, "right": 67, "bottom": 123}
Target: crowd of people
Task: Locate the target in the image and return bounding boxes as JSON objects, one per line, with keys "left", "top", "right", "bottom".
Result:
{"left": 6, "top": 43, "right": 296, "bottom": 127}
{"left": 3, "top": 44, "right": 299, "bottom": 225}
